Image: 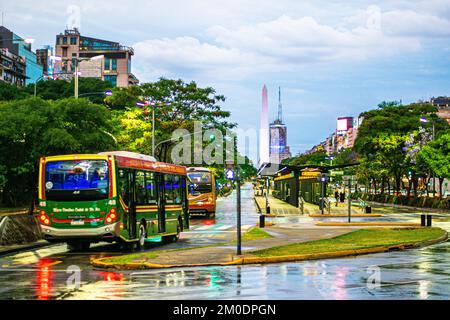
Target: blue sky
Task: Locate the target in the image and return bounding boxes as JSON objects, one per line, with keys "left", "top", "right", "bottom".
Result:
{"left": 2, "top": 0, "right": 450, "bottom": 161}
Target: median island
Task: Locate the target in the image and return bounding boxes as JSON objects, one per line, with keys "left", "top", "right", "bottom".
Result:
{"left": 91, "top": 227, "right": 447, "bottom": 270}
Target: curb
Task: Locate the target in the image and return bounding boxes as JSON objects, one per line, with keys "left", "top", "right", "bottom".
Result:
{"left": 91, "top": 230, "right": 448, "bottom": 271}
{"left": 0, "top": 240, "right": 51, "bottom": 257}
{"left": 309, "top": 214, "right": 384, "bottom": 218}
{"left": 316, "top": 222, "right": 421, "bottom": 227}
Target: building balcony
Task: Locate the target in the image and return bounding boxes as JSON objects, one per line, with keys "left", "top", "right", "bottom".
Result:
{"left": 79, "top": 45, "right": 134, "bottom": 55}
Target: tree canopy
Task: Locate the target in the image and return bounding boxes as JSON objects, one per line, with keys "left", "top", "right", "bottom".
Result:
{"left": 0, "top": 97, "right": 116, "bottom": 206}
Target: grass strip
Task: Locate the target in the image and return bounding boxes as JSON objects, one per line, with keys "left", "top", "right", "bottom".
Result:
{"left": 251, "top": 228, "right": 445, "bottom": 257}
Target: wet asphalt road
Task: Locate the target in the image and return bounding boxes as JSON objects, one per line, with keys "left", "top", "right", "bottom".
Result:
{"left": 0, "top": 184, "right": 449, "bottom": 300}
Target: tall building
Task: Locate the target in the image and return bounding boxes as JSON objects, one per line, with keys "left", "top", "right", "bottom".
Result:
{"left": 36, "top": 45, "right": 54, "bottom": 76}
{"left": 54, "top": 28, "right": 139, "bottom": 87}
{"left": 0, "top": 26, "right": 43, "bottom": 85}
{"left": 0, "top": 48, "right": 27, "bottom": 86}
{"left": 269, "top": 87, "right": 292, "bottom": 164}
{"left": 259, "top": 85, "right": 270, "bottom": 166}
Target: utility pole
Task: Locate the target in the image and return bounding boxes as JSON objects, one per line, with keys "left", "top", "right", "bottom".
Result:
{"left": 74, "top": 60, "right": 79, "bottom": 99}
{"left": 226, "top": 159, "right": 241, "bottom": 256}
{"left": 152, "top": 103, "right": 156, "bottom": 158}
{"left": 236, "top": 166, "right": 242, "bottom": 256}
{"left": 348, "top": 178, "right": 352, "bottom": 223}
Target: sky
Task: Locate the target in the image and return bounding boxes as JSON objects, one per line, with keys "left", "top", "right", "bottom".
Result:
{"left": 2, "top": 0, "right": 450, "bottom": 162}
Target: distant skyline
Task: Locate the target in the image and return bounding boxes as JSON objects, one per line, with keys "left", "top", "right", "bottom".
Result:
{"left": 2, "top": 1, "right": 450, "bottom": 162}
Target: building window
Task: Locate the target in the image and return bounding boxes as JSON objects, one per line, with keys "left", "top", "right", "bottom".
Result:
{"left": 62, "top": 37, "right": 68, "bottom": 45}
{"left": 70, "top": 37, "right": 77, "bottom": 45}
{"left": 104, "top": 58, "right": 110, "bottom": 70}
{"left": 56, "top": 37, "right": 60, "bottom": 45}
{"left": 111, "top": 59, "right": 117, "bottom": 71}
{"left": 104, "top": 75, "right": 117, "bottom": 87}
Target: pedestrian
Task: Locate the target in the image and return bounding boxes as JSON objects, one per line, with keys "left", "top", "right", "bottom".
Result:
{"left": 334, "top": 189, "right": 339, "bottom": 207}
{"left": 340, "top": 189, "right": 345, "bottom": 203}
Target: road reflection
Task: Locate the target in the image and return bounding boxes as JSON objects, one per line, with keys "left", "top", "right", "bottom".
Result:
{"left": 35, "top": 259, "right": 55, "bottom": 300}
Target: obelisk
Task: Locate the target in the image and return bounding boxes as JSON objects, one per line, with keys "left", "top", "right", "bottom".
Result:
{"left": 259, "top": 85, "right": 270, "bottom": 166}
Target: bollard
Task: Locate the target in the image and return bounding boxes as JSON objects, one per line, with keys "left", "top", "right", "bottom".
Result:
{"left": 427, "top": 215, "right": 432, "bottom": 227}
{"left": 421, "top": 215, "right": 426, "bottom": 227}
{"left": 260, "top": 215, "right": 266, "bottom": 228}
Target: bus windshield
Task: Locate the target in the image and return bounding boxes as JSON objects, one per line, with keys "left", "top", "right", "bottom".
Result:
{"left": 188, "top": 172, "right": 212, "bottom": 194}
{"left": 44, "top": 160, "right": 109, "bottom": 201}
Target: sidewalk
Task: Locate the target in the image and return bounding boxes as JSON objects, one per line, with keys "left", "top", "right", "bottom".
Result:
{"left": 254, "top": 194, "right": 368, "bottom": 216}
{"left": 254, "top": 194, "right": 302, "bottom": 215}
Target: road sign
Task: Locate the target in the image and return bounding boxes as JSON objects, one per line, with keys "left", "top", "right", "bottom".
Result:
{"left": 226, "top": 169, "right": 235, "bottom": 180}
{"left": 330, "top": 171, "right": 344, "bottom": 177}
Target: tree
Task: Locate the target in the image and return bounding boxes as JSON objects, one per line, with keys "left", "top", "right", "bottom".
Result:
{"left": 0, "top": 97, "right": 116, "bottom": 207}
{"left": 354, "top": 101, "right": 449, "bottom": 194}
{"left": 418, "top": 132, "right": 450, "bottom": 197}
{"left": 0, "top": 81, "right": 26, "bottom": 101}
{"left": 111, "top": 78, "right": 236, "bottom": 163}
{"left": 23, "top": 78, "right": 113, "bottom": 104}
{"left": 285, "top": 151, "right": 328, "bottom": 166}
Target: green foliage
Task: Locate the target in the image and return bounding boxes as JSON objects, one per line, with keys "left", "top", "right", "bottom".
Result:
{"left": 418, "top": 132, "right": 450, "bottom": 178}
{"left": 355, "top": 101, "right": 449, "bottom": 192}
{"left": 0, "top": 77, "right": 258, "bottom": 207}
{"left": 0, "top": 97, "right": 116, "bottom": 206}
{"left": 22, "top": 78, "right": 113, "bottom": 104}
{"left": 286, "top": 151, "right": 328, "bottom": 166}
{"left": 110, "top": 78, "right": 237, "bottom": 163}
{"left": 0, "top": 81, "right": 26, "bottom": 100}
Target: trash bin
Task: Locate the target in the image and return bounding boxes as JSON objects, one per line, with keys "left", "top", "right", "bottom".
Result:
{"left": 427, "top": 215, "right": 433, "bottom": 227}
{"left": 421, "top": 215, "right": 426, "bottom": 227}
{"left": 259, "top": 215, "right": 266, "bottom": 228}
{"left": 365, "top": 206, "right": 372, "bottom": 214}
{"left": 318, "top": 199, "right": 325, "bottom": 211}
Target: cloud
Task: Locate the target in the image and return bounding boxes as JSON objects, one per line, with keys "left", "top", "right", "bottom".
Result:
{"left": 132, "top": 36, "right": 275, "bottom": 82}
{"left": 132, "top": 5, "right": 450, "bottom": 82}
{"left": 382, "top": 10, "right": 450, "bottom": 37}
{"left": 209, "top": 14, "right": 422, "bottom": 63}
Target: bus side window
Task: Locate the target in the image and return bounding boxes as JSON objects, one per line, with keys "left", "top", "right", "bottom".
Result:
{"left": 118, "top": 169, "right": 129, "bottom": 204}
{"left": 135, "top": 171, "right": 147, "bottom": 205}
{"left": 164, "top": 174, "right": 174, "bottom": 204}
{"left": 145, "top": 172, "right": 157, "bottom": 205}
{"left": 173, "top": 175, "right": 182, "bottom": 205}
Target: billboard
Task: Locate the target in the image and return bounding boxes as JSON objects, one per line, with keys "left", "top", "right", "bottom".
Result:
{"left": 337, "top": 117, "right": 354, "bottom": 135}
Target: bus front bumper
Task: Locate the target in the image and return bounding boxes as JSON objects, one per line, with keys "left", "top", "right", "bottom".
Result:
{"left": 41, "top": 223, "right": 120, "bottom": 241}
{"left": 189, "top": 203, "right": 215, "bottom": 214}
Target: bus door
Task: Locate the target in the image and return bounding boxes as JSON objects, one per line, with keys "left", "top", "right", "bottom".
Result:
{"left": 157, "top": 173, "right": 166, "bottom": 233}
{"left": 182, "top": 176, "right": 189, "bottom": 230}
{"left": 127, "top": 171, "right": 137, "bottom": 239}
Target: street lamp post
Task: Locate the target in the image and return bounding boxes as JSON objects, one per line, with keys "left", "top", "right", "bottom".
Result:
{"left": 137, "top": 100, "right": 172, "bottom": 158}
{"left": 420, "top": 117, "right": 436, "bottom": 197}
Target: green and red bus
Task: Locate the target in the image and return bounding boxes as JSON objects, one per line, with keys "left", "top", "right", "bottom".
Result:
{"left": 38, "top": 151, "right": 189, "bottom": 251}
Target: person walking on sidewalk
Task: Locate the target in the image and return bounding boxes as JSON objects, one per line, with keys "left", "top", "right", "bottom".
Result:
{"left": 334, "top": 189, "right": 340, "bottom": 207}
{"left": 340, "top": 189, "right": 346, "bottom": 204}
